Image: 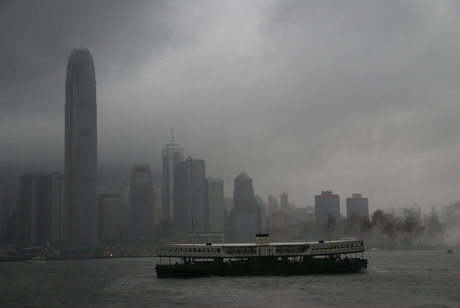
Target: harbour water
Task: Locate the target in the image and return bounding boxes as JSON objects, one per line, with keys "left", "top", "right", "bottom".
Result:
{"left": 1, "top": 249, "right": 459, "bottom": 307}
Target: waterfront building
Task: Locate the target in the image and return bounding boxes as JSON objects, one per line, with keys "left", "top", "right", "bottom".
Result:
{"left": 19, "top": 173, "right": 65, "bottom": 248}
{"left": 47, "top": 173, "right": 65, "bottom": 244}
{"left": 280, "top": 191, "right": 289, "bottom": 212}
{"left": 162, "top": 129, "right": 184, "bottom": 223}
{"left": 346, "top": 194, "right": 369, "bottom": 218}
{"left": 65, "top": 47, "right": 98, "bottom": 247}
{"left": 268, "top": 210, "right": 292, "bottom": 242}
{"left": 345, "top": 193, "right": 369, "bottom": 238}
{"left": 174, "top": 157, "right": 206, "bottom": 234}
{"left": 232, "top": 172, "right": 258, "bottom": 242}
{"left": 315, "top": 190, "right": 341, "bottom": 240}
{"left": 206, "top": 177, "right": 224, "bottom": 234}
{"left": 153, "top": 181, "right": 163, "bottom": 227}
{"left": 267, "top": 194, "right": 278, "bottom": 215}
{"left": 98, "top": 194, "right": 121, "bottom": 243}
{"left": 130, "top": 164, "right": 154, "bottom": 241}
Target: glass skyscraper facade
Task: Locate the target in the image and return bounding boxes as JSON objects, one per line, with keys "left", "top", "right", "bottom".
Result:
{"left": 162, "top": 131, "right": 184, "bottom": 222}
{"left": 130, "top": 164, "right": 154, "bottom": 240}
{"left": 65, "top": 47, "right": 97, "bottom": 247}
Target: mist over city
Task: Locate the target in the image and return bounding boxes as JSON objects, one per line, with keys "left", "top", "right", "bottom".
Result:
{"left": 2, "top": 0, "right": 460, "bottom": 247}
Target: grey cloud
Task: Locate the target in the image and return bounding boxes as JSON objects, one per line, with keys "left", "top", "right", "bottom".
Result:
{"left": 2, "top": 0, "right": 460, "bottom": 214}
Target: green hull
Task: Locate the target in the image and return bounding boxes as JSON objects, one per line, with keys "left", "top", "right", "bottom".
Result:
{"left": 155, "top": 258, "right": 368, "bottom": 278}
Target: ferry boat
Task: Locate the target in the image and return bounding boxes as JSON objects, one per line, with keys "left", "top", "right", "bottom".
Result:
{"left": 155, "top": 234, "right": 368, "bottom": 278}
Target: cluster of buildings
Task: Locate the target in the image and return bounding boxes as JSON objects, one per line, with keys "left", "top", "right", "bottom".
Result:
{"left": 0, "top": 47, "right": 446, "bottom": 255}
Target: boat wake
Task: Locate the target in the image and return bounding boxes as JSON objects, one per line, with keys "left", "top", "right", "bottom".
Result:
{"left": 368, "top": 267, "right": 388, "bottom": 273}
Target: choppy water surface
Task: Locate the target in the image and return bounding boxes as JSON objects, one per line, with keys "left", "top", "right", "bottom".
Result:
{"left": 1, "top": 250, "right": 459, "bottom": 307}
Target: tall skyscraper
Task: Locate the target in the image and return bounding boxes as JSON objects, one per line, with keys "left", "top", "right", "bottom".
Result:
{"left": 130, "top": 164, "right": 154, "bottom": 241}
{"left": 65, "top": 47, "right": 98, "bottom": 247}
{"left": 233, "top": 172, "right": 256, "bottom": 213}
{"left": 174, "top": 157, "right": 206, "bottom": 234}
{"left": 98, "top": 194, "right": 121, "bottom": 243}
{"left": 280, "top": 191, "right": 289, "bottom": 212}
{"left": 345, "top": 193, "right": 369, "bottom": 238}
{"left": 232, "top": 172, "right": 257, "bottom": 243}
{"left": 19, "top": 173, "right": 65, "bottom": 248}
{"left": 162, "top": 130, "right": 184, "bottom": 222}
{"left": 267, "top": 194, "right": 278, "bottom": 215}
{"left": 206, "top": 177, "right": 224, "bottom": 233}
{"left": 315, "top": 190, "right": 341, "bottom": 240}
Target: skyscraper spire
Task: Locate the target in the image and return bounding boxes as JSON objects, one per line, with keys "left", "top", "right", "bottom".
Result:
{"left": 171, "top": 124, "right": 175, "bottom": 142}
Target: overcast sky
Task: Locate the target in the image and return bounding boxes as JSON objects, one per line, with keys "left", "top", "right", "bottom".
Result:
{"left": 2, "top": 0, "right": 460, "bottom": 216}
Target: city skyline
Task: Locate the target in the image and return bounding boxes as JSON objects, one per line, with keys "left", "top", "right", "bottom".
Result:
{"left": 3, "top": 1, "right": 460, "bottom": 218}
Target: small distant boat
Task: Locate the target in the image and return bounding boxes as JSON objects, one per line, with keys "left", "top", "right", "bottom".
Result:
{"left": 447, "top": 249, "right": 454, "bottom": 254}
{"left": 27, "top": 256, "right": 47, "bottom": 264}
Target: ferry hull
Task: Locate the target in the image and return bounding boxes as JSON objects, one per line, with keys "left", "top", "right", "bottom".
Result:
{"left": 155, "top": 259, "right": 368, "bottom": 278}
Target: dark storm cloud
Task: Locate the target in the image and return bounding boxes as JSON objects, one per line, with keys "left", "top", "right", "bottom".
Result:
{"left": 0, "top": 0, "right": 195, "bottom": 115}
{"left": 2, "top": 0, "right": 460, "bottom": 219}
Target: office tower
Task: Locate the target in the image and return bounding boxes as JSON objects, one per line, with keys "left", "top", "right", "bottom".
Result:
{"left": 233, "top": 172, "right": 256, "bottom": 213}
{"left": 255, "top": 195, "right": 267, "bottom": 233}
{"left": 109, "top": 183, "right": 131, "bottom": 241}
{"left": 19, "top": 173, "right": 65, "bottom": 248}
{"left": 345, "top": 193, "right": 369, "bottom": 238}
{"left": 267, "top": 194, "right": 278, "bottom": 216}
{"left": 232, "top": 172, "right": 257, "bottom": 243}
{"left": 47, "top": 173, "right": 65, "bottom": 244}
{"left": 98, "top": 194, "right": 121, "bottom": 243}
{"left": 162, "top": 130, "right": 184, "bottom": 222}
{"left": 206, "top": 177, "right": 224, "bottom": 233}
{"left": 19, "top": 174, "right": 45, "bottom": 248}
{"left": 268, "top": 210, "right": 291, "bottom": 242}
{"left": 130, "top": 164, "right": 154, "bottom": 241}
{"left": 65, "top": 47, "right": 97, "bottom": 247}
{"left": 153, "top": 181, "right": 163, "bottom": 227}
{"left": 174, "top": 157, "right": 206, "bottom": 234}
{"left": 280, "top": 191, "right": 289, "bottom": 212}
{"left": 315, "top": 190, "right": 341, "bottom": 240}
{"left": 346, "top": 194, "right": 369, "bottom": 218}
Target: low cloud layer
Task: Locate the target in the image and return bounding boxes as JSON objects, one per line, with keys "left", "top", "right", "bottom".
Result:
{"left": 2, "top": 1, "right": 460, "bottom": 219}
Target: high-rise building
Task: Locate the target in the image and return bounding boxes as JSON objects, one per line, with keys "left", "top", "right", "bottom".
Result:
{"left": 280, "top": 191, "right": 289, "bottom": 212}
{"left": 19, "top": 174, "right": 45, "bottom": 248}
{"left": 65, "top": 47, "right": 97, "bottom": 247}
{"left": 315, "top": 190, "right": 341, "bottom": 240}
{"left": 345, "top": 193, "right": 369, "bottom": 238}
{"left": 130, "top": 164, "right": 154, "bottom": 241}
{"left": 47, "top": 173, "right": 65, "bottom": 244}
{"left": 346, "top": 193, "right": 369, "bottom": 218}
{"left": 19, "top": 173, "right": 65, "bottom": 248}
{"left": 206, "top": 177, "right": 224, "bottom": 233}
{"left": 174, "top": 157, "right": 206, "bottom": 234}
{"left": 162, "top": 129, "right": 184, "bottom": 222}
{"left": 233, "top": 172, "right": 256, "bottom": 213}
{"left": 232, "top": 172, "right": 258, "bottom": 243}
{"left": 267, "top": 194, "right": 278, "bottom": 215}
{"left": 98, "top": 194, "right": 121, "bottom": 243}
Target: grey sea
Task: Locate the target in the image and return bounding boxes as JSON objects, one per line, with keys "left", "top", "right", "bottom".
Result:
{"left": 1, "top": 250, "right": 459, "bottom": 308}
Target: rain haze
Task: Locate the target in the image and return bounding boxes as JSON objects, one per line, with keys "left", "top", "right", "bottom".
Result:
{"left": 2, "top": 0, "right": 460, "bottom": 231}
